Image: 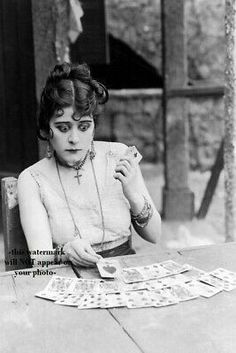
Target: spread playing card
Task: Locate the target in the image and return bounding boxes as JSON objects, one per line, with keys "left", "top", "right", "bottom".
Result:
{"left": 77, "top": 293, "right": 105, "bottom": 309}
{"left": 123, "top": 290, "right": 153, "bottom": 308}
{"left": 44, "top": 276, "right": 75, "bottom": 293}
{"left": 148, "top": 289, "right": 179, "bottom": 307}
{"left": 35, "top": 289, "right": 67, "bottom": 302}
{"left": 122, "top": 281, "right": 149, "bottom": 292}
{"left": 55, "top": 292, "right": 87, "bottom": 306}
{"left": 159, "top": 260, "right": 191, "bottom": 275}
{"left": 182, "top": 266, "right": 207, "bottom": 281}
{"left": 164, "top": 283, "right": 199, "bottom": 302}
{"left": 121, "top": 264, "right": 172, "bottom": 283}
{"left": 200, "top": 273, "right": 236, "bottom": 291}
{"left": 100, "top": 293, "right": 127, "bottom": 308}
{"left": 145, "top": 279, "right": 166, "bottom": 291}
{"left": 35, "top": 276, "right": 75, "bottom": 301}
{"left": 98, "top": 280, "right": 123, "bottom": 294}
{"left": 184, "top": 280, "right": 222, "bottom": 298}
{"left": 138, "top": 263, "right": 173, "bottom": 280}
{"left": 121, "top": 267, "right": 146, "bottom": 283}
{"left": 66, "top": 278, "right": 102, "bottom": 294}
{"left": 96, "top": 259, "right": 122, "bottom": 279}
{"left": 145, "top": 274, "right": 188, "bottom": 291}
{"left": 210, "top": 268, "right": 236, "bottom": 287}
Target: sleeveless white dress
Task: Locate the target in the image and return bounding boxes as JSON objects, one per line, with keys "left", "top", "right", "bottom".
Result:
{"left": 20, "top": 142, "right": 132, "bottom": 252}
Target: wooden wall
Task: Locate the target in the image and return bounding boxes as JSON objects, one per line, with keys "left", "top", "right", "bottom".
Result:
{"left": 0, "top": 0, "right": 38, "bottom": 175}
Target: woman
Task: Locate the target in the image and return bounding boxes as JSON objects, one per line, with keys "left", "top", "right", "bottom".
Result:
{"left": 18, "top": 62, "right": 161, "bottom": 267}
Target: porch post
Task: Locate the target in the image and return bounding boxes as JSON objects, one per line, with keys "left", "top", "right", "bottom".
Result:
{"left": 225, "top": 0, "right": 236, "bottom": 241}
{"left": 31, "top": 0, "right": 70, "bottom": 158}
{"left": 161, "top": 0, "right": 194, "bottom": 220}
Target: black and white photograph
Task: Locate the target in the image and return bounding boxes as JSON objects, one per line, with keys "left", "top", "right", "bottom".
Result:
{"left": 0, "top": 1, "right": 235, "bottom": 352}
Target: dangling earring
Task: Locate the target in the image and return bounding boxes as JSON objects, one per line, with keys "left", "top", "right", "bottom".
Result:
{"left": 46, "top": 141, "right": 53, "bottom": 159}
{"left": 89, "top": 140, "right": 96, "bottom": 160}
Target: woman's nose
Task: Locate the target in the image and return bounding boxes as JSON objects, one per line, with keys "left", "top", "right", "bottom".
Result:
{"left": 68, "top": 128, "right": 79, "bottom": 144}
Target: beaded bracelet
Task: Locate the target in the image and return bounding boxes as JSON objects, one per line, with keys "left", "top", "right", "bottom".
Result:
{"left": 131, "top": 196, "right": 154, "bottom": 228}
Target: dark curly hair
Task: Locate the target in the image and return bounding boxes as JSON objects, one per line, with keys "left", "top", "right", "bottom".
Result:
{"left": 37, "top": 62, "right": 109, "bottom": 140}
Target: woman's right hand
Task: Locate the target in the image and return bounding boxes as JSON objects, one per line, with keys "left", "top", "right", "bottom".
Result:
{"left": 63, "top": 238, "right": 102, "bottom": 267}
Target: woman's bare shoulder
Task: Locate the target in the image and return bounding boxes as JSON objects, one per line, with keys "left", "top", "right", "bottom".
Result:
{"left": 18, "top": 158, "right": 50, "bottom": 183}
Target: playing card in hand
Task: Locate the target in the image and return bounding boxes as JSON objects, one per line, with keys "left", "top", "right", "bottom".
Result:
{"left": 124, "top": 146, "right": 142, "bottom": 165}
{"left": 97, "top": 259, "right": 122, "bottom": 279}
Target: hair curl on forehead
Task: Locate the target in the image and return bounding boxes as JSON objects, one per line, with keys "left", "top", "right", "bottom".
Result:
{"left": 37, "top": 62, "right": 109, "bottom": 140}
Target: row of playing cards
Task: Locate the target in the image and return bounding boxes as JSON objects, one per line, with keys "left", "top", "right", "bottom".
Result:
{"left": 35, "top": 261, "right": 236, "bottom": 309}
{"left": 96, "top": 259, "right": 191, "bottom": 281}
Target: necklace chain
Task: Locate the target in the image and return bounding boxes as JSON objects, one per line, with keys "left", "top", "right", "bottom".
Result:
{"left": 55, "top": 151, "right": 89, "bottom": 185}
{"left": 55, "top": 154, "right": 106, "bottom": 250}
{"left": 90, "top": 158, "right": 106, "bottom": 247}
{"left": 56, "top": 160, "right": 82, "bottom": 238}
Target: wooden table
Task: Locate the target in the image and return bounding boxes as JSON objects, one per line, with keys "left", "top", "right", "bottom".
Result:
{"left": 1, "top": 243, "right": 236, "bottom": 353}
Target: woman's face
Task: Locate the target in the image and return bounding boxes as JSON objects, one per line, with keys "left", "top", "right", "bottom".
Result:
{"left": 49, "top": 106, "right": 95, "bottom": 165}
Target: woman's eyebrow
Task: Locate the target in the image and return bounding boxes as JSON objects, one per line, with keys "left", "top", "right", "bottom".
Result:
{"left": 78, "top": 119, "right": 92, "bottom": 123}
{"left": 54, "top": 121, "right": 70, "bottom": 124}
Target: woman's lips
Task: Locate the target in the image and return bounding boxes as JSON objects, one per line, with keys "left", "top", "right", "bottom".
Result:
{"left": 66, "top": 149, "right": 81, "bottom": 153}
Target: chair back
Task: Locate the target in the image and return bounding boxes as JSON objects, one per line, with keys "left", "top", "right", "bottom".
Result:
{"left": 1, "top": 177, "right": 31, "bottom": 271}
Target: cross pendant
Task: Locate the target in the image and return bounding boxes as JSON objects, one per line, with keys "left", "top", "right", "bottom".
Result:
{"left": 74, "top": 170, "right": 82, "bottom": 184}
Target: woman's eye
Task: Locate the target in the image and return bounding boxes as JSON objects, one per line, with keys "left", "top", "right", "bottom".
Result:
{"left": 57, "top": 125, "right": 69, "bottom": 133}
{"left": 79, "top": 123, "right": 90, "bottom": 132}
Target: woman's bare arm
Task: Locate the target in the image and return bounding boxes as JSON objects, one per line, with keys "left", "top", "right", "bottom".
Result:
{"left": 114, "top": 152, "right": 162, "bottom": 244}
{"left": 17, "top": 171, "right": 56, "bottom": 265}
{"left": 129, "top": 167, "right": 162, "bottom": 244}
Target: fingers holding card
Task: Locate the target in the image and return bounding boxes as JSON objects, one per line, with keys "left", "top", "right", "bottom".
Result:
{"left": 123, "top": 146, "right": 142, "bottom": 165}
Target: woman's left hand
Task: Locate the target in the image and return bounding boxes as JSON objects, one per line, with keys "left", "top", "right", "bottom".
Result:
{"left": 114, "top": 157, "right": 140, "bottom": 201}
